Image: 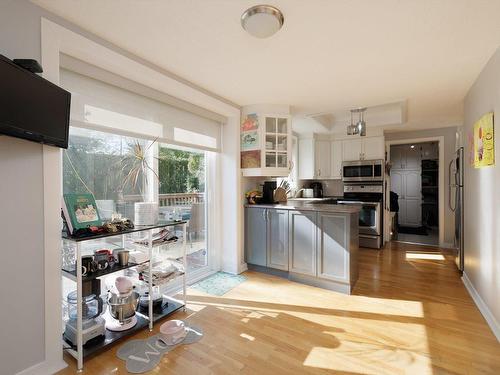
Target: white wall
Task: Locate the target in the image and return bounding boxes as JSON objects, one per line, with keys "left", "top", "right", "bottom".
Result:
{"left": 385, "top": 126, "right": 458, "bottom": 245}
{"left": 0, "top": 2, "right": 46, "bottom": 374}
{"left": 463, "top": 46, "right": 500, "bottom": 339}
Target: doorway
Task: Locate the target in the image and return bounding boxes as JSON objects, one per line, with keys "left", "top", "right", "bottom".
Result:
{"left": 389, "top": 141, "right": 440, "bottom": 246}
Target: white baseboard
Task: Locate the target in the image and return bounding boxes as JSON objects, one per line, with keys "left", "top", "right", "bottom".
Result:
{"left": 16, "top": 359, "right": 67, "bottom": 375}
{"left": 462, "top": 272, "right": 500, "bottom": 342}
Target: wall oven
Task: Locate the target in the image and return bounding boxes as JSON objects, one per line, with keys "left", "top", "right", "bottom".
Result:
{"left": 337, "top": 184, "right": 383, "bottom": 249}
{"left": 342, "top": 159, "right": 384, "bottom": 183}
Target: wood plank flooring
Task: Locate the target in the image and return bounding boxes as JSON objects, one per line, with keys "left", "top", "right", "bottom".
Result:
{"left": 58, "top": 242, "right": 500, "bottom": 374}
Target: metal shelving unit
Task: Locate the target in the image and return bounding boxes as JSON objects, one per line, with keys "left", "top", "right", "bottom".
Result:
{"left": 61, "top": 220, "right": 187, "bottom": 371}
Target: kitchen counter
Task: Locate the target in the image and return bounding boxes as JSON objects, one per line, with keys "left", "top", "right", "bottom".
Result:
{"left": 245, "top": 201, "right": 360, "bottom": 214}
{"left": 244, "top": 201, "right": 359, "bottom": 294}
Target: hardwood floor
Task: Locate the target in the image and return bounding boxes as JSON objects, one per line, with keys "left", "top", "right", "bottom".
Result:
{"left": 58, "top": 242, "right": 500, "bottom": 374}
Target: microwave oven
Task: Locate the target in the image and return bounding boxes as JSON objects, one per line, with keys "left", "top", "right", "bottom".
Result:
{"left": 342, "top": 160, "right": 384, "bottom": 182}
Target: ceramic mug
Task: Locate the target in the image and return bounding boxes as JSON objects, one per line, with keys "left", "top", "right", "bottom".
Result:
{"left": 81, "top": 255, "right": 94, "bottom": 276}
{"left": 94, "top": 250, "right": 111, "bottom": 270}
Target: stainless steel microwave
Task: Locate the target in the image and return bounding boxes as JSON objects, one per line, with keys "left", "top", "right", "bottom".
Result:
{"left": 342, "top": 159, "right": 384, "bottom": 182}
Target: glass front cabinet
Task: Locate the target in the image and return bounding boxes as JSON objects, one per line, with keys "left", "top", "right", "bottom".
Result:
{"left": 241, "top": 113, "right": 292, "bottom": 177}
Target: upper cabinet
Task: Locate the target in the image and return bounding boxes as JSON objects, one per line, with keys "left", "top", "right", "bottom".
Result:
{"left": 298, "top": 137, "right": 343, "bottom": 180}
{"left": 342, "top": 136, "right": 385, "bottom": 161}
{"left": 391, "top": 144, "right": 421, "bottom": 170}
{"left": 241, "top": 107, "right": 292, "bottom": 177}
{"left": 298, "top": 135, "right": 385, "bottom": 180}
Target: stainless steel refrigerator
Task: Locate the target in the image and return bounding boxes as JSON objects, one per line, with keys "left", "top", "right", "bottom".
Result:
{"left": 449, "top": 147, "right": 464, "bottom": 272}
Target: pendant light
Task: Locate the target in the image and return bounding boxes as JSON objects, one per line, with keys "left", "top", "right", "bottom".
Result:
{"left": 346, "top": 107, "right": 367, "bottom": 136}
{"left": 356, "top": 108, "right": 367, "bottom": 137}
{"left": 346, "top": 110, "right": 358, "bottom": 135}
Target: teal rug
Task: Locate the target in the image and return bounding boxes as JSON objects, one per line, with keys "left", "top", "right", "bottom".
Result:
{"left": 190, "top": 272, "right": 247, "bottom": 296}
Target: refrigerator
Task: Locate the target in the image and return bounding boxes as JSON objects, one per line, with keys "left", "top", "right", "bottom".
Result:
{"left": 449, "top": 147, "right": 464, "bottom": 272}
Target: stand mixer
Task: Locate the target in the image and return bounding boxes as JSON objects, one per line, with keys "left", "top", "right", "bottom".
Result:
{"left": 64, "top": 291, "right": 105, "bottom": 346}
{"left": 103, "top": 276, "right": 140, "bottom": 331}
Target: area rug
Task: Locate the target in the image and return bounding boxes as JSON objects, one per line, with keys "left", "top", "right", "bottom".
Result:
{"left": 190, "top": 272, "right": 247, "bottom": 296}
{"left": 117, "top": 324, "right": 203, "bottom": 373}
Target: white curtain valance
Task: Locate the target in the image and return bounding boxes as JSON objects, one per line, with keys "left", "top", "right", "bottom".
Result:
{"left": 60, "top": 68, "right": 221, "bottom": 151}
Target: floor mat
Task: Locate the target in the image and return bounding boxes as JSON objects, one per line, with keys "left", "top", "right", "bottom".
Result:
{"left": 190, "top": 272, "right": 247, "bottom": 296}
{"left": 398, "top": 226, "right": 428, "bottom": 235}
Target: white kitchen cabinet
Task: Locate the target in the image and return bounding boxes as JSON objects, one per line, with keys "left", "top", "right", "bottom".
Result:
{"left": 342, "top": 138, "right": 363, "bottom": 161}
{"left": 315, "top": 140, "right": 331, "bottom": 178}
{"left": 363, "top": 136, "right": 385, "bottom": 160}
{"left": 342, "top": 136, "right": 385, "bottom": 161}
{"left": 241, "top": 112, "right": 291, "bottom": 177}
{"left": 298, "top": 138, "right": 336, "bottom": 180}
{"left": 331, "top": 140, "right": 343, "bottom": 179}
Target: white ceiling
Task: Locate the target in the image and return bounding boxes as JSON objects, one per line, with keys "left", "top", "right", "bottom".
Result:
{"left": 33, "top": 0, "right": 500, "bottom": 132}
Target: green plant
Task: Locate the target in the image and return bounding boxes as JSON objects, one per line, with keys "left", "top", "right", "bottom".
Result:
{"left": 121, "top": 139, "right": 159, "bottom": 198}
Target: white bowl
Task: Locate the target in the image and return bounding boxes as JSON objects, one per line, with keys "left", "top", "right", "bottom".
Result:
{"left": 159, "top": 320, "right": 186, "bottom": 345}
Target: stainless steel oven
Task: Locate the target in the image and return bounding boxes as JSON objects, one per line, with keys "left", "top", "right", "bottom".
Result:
{"left": 337, "top": 183, "right": 383, "bottom": 249}
{"left": 342, "top": 160, "right": 384, "bottom": 183}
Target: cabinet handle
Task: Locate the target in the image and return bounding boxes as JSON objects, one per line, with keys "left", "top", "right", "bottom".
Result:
{"left": 262, "top": 209, "right": 266, "bottom": 221}
{"left": 318, "top": 169, "right": 321, "bottom": 176}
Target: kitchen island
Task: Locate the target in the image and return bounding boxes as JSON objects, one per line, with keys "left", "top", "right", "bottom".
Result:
{"left": 244, "top": 201, "right": 360, "bottom": 294}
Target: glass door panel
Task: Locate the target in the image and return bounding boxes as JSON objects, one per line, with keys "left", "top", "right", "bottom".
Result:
{"left": 266, "top": 152, "right": 277, "bottom": 167}
{"left": 277, "top": 135, "right": 287, "bottom": 151}
{"left": 266, "top": 134, "right": 277, "bottom": 150}
{"left": 277, "top": 118, "right": 288, "bottom": 134}
{"left": 266, "top": 117, "right": 277, "bottom": 133}
{"left": 277, "top": 153, "right": 288, "bottom": 168}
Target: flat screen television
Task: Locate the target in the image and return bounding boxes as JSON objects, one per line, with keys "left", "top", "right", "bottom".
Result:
{"left": 0, "top": 54, "right": 71, "bottom": 148}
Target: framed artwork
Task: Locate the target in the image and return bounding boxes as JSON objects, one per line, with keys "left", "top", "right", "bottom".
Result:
{"left": 241, "top": 150, "right": 261, "bottom": 168}
{"left": 241, "top": 131, "right": 258, "bottom": 151}
{"left": 473, "top": 112, "right": 495, "bottom": 168}
{"left": 241, "top": 113, "right": 259, "bottom": 132}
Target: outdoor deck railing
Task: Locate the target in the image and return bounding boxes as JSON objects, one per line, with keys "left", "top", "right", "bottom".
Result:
{"left": 122, "top": 192, "right": 204, "bottom": 206}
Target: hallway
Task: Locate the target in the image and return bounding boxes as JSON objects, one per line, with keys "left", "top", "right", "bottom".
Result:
{"left": 59, "top": 242, "right": 500, "bottom": 374}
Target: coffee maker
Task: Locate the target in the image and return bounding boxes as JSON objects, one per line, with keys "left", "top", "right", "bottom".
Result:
{"left": 310, "top": 182, "right": 323, "bottom": 198}
{"left": 262, "top": 181, "right": 277, "bottom": 204}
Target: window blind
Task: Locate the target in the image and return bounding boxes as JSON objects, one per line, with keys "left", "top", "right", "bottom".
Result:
{"left": 59, "top": 65, "right": 222, "bottom": 151}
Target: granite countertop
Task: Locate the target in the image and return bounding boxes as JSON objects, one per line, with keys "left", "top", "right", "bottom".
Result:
{"left": 245, "top": 200, "right": 361, "bottom": 214}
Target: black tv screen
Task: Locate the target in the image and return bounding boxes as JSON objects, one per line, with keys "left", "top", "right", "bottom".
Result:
{"left": 0, "top": 54, "right": 71, "bottom": 148}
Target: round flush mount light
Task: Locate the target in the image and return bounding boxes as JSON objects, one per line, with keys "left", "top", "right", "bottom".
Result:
{"left": 241, "top": 5, "right": 284, "bottom": 38}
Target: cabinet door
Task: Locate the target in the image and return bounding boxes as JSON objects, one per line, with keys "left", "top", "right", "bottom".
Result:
{"left": 362, "top": 137, "right": 385, "bottom": 160}
{"left": 404, "top": 146, "right": 421, "bottom": 169}
{"left": 267, "top": 209, "right": 289, "bottom": 270}
{"left": 342, "top": 139, "right": 363, "bottom": 161}
{"left": 331, "top": 140, "right": 343, "bottom": 179}
{"left": 403, "top": 171, "right": 422, "bottom": 226}
{"left": 317, "top": 213, "right": 349, "bottom": 283}
{"left": 391, "top": 145, "right": 405, "bottom": 169}
{"left": 289, "top": 211, "right": 317, "bottom": 276}
{"left": 244, "top": 208, "right": 267, "bottom": 266}
{"left": 315, "top": 140, "right": 331, "bottom": 178}
{"left": 298, "top": 138, "right": 314, "bottom": 180}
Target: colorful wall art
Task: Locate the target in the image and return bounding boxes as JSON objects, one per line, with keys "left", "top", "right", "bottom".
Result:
{"left": 241, "top": 114, "right": 261, "bottom": 168}
{"left": 241, "top": 150, "right": 261, "bottom": 168}
{"left": 473, "top": 112, "right": 495, "bottom": 168}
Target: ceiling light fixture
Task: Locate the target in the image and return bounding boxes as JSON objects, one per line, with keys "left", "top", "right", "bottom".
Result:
{"left": 347, "top": 108, "right": 367, "bottom": 136}
{"left": 241, "top": 5, "right": 284, "bottom": 38}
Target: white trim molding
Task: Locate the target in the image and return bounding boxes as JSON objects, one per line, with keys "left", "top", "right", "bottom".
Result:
{"left": 462, "top": 272, "right": 500, "bottom": 341}
{"left": 385, "top": 136, "right": 446, "bottom": 247}
{"left": 15, "top": 360, "right": 67, "bottom": 375}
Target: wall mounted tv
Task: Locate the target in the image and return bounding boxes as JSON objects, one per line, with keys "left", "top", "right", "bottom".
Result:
{"left": 0, "top": 54, "right": 71, "bottom": 148}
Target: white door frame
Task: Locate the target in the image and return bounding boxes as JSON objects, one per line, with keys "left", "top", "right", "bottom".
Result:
{"left": 385, "top": 136, "right": 445, "bottom": 246}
